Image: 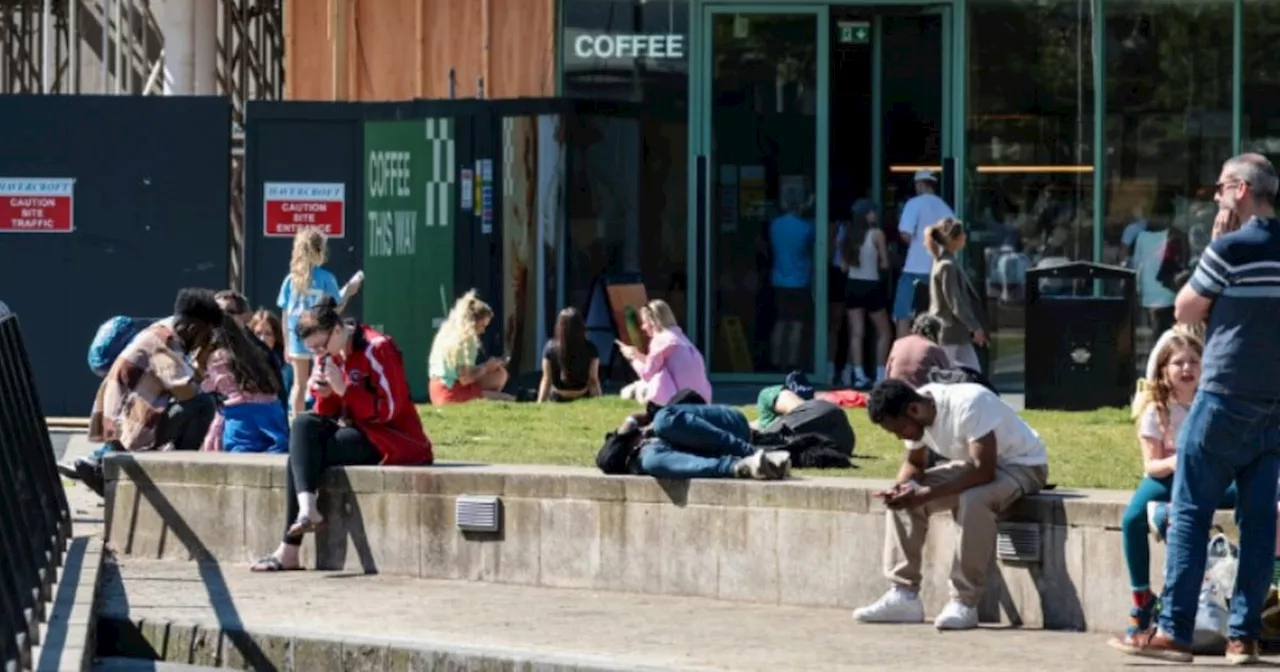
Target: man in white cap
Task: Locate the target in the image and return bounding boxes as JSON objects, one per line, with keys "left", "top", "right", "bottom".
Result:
{"left": 893, "top": 170, "right": 955, "bottom": 336}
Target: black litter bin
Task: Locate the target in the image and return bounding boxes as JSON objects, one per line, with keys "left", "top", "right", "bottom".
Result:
{"left": 1024, "top": 261, "right": 1136, "bottom": 411}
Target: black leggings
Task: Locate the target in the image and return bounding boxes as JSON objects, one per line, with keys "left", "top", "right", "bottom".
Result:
{"left": 283, "top": 413, "right": 381, "bottom": 546}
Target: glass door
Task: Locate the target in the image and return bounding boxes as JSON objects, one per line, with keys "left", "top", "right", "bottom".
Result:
{"left": 693, "top": 4, "right": 829, "bottom": 380}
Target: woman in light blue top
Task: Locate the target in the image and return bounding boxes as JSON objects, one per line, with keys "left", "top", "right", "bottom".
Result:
{"left": 277, "top": 229, "right": 360, "bottom": 416}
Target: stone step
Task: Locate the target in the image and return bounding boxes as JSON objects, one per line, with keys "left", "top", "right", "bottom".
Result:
{"left": 93, "top": 658, "right": 221, "bottom": 671}
{"left": 95, "top": 557, "right": 1261, "bottom": 670}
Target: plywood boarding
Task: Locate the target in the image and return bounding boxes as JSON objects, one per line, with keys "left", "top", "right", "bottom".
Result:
{"left": 489, "top": 0, "right": 556, "bottom": 98}
{"left": 284, "top": 0, "right": 335, "bottom": 99}
{"left": 420, "top": 0, "right": 485, "bottom": 99}
{"left": 285, "top": 0, "right": 555, "bottom": 101}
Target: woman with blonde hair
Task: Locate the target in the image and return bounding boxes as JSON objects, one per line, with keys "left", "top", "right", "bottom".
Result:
{"left": 616, "top": 299, "right": 712, "bottom": 405}
{"left": 277, "top": 229, "right": 363, "bottom": 416}
{"left": 923, "top": 217, "right": 987, "bottom": 371}
{"left": 428, "top": 290, "right": 510, "bottom": 404}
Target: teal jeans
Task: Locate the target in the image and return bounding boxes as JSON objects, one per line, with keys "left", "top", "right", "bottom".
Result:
{"left": 1121, "top": 473, "right": 1238, "bottom": 590}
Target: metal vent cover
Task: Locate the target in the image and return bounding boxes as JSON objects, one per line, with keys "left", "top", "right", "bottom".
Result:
{"left": 455, "top": 495, "right": 502, "bottom": 533}
{"left": 996, "top": 522, "right": 1042, "bottom": 564}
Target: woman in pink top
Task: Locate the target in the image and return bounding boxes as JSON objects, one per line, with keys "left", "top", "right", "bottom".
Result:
{"left": 616, "top": 300, "right": 712, "bottom": 406}
{"left": 199, "top": 315, "right": 289, "bottom": 454}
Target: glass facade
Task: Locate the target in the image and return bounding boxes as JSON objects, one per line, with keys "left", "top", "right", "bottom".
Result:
{"left": 559, "top": 0, "right": 1258, "bottom": 389}
{"left": 561, "top": 0, "right": 691, "bottom": 381}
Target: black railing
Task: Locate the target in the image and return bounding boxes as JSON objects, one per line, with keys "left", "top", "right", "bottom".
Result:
{"left": 0, "top": 309, "right": 72, "bottom": 671}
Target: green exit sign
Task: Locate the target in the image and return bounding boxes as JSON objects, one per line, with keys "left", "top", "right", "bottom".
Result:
{"left": 838, "top": 21, "right": 870, "bottom": 45}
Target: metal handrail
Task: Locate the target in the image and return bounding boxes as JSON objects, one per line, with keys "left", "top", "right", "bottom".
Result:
{"left": 0, "top": 311, "right": 72, "bottom": 671}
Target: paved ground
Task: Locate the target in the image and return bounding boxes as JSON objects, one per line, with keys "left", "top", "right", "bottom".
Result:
{"left": 97, "top": 557, "right": 1268, "bottom": 671}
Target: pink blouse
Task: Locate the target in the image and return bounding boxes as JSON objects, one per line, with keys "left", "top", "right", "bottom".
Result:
{"left": 629, "top": 327, "right": 712, "bottom": 405}
{"left": 199, "top": 349, "right": 279, "bottom": 452}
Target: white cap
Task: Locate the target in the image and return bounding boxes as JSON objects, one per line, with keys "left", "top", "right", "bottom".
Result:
{"left": 913, "top": 170, "right": 938, "bottom": 183}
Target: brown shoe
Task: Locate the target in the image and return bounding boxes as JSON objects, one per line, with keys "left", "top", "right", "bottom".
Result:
{"left": 1108, "top": 627, "right": 1192, "bottom": 663}
{"left": 1226, "top": 638, "right": 1260, "bottom": 666}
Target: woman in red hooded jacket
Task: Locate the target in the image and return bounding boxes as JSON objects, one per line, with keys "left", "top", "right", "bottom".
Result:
{"left": 251, "top": 296, "right": 432, "bottom": 572}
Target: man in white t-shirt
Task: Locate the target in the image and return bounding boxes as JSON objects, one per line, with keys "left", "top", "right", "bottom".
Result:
{"left": 894, "top": 171, "right": 955, "bottom": 336}
{"left": 852, "top": 379, "right": 1049, "bottom": 630}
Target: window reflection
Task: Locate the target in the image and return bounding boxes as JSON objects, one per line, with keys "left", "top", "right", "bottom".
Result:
{"left": 560, "top": 0, "right": 690, "bottom": 380}
{"left": 966, "top": 0, "right": 1096, "bottom": 392}
{"left": 1243, "top": 0, "right": 1280, "bottom": 166}
{"left": 1104, "top": 0, "right": 1231, "bottom": 352}
{"left": 564, "top": 112, "right": 689, "bottom": 377}
{"left": 500, "top": 115, "right": 566, "bottom": 376}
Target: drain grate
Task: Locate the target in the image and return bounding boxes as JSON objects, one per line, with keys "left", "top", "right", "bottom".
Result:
{"left": 996, "top": 522, "right": 1042, "bottom": 564}
{"left": 455, "top": 495, "right": 502, "bottom": 533}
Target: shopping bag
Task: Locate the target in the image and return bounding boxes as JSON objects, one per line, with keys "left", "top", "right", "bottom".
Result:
{"left": 1192, "top": 532, "right": 1237, "bottom": 653}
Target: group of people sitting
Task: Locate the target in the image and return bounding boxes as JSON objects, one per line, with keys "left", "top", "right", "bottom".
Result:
{"left": 67, "top": 284, "right": 433, "bottom": 574}
{"left": 425, "top": 293, "right": 713, "bottom": 409}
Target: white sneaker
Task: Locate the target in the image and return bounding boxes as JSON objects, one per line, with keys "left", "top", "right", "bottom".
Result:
{"left": 933, "top": 599, "right": 978, "bottom": 630}
{"left": 762, "top": 450, "right": 792, "bottom": 480}
{"left": 852, "top": 587, "right": 925, "bottom": 624}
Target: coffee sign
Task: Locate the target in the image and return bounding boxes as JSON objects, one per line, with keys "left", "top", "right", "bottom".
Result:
{"left": 571, "top": 33, "right": 685, "bottom": 59}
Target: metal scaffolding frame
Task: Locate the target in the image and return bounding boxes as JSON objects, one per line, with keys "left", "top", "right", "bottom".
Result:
{"left": 0, "top": 0, "right": 284, "bottom": 290}
{"left": 0, "top": 0, "right": 71, "bottom": 94}
{"left": 221, "top": 0, "right": 284, "bottom": 290}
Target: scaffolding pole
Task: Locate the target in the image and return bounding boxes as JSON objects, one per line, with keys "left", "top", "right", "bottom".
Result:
{"left": 0, "top": 0, "right": 71, "bottom": 94}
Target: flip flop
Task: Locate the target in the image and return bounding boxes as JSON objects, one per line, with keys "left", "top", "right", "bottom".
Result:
{"left": 250, "top": 555, "right": 301, "bottom": 573}
{"left": 286, "top": 515, "right": 324, "bottom": 538}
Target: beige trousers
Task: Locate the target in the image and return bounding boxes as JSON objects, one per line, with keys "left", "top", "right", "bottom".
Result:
{"left": 883, "top": 460, "right": 1049, "bottom": 606}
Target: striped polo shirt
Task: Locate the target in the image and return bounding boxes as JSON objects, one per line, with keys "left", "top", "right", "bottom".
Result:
{"left": 1189, "top": 216, "right": 1280, "bottom": 400}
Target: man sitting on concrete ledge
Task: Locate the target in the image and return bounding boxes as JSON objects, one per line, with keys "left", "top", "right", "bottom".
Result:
{"left": 853, "top": 379, "right": 1049, "bottom": 630}
{"left": 68, "top": 289, "right": 223, "bottom": 496}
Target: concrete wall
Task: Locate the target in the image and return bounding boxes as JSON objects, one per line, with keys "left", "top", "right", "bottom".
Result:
{"left": 102, "top": 453, "right": 1234, "bottom": 635}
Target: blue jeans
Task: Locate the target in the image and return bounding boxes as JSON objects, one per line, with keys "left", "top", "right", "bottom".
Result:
{"left": 638, "top": 405, "right": 757, "bottom": 479}
{"left": 222, "top": 402, "right": 290, "bottom": 454}
{"left": 1158, "top": 390, "right": 1280, "bottom": 644}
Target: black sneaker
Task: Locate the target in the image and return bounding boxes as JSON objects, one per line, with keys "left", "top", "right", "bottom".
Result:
{"left": 71, "top": 458, "right": 105, "bottom": 498}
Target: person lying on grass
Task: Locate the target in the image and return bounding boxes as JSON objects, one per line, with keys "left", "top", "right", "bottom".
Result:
{"left": 599, "top": 390, "right": 790, "bottom": 480}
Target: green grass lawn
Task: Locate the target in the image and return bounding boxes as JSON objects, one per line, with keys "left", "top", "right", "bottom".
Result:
{"left": 417, "top": 398, "right": 1143, "bottom": 491}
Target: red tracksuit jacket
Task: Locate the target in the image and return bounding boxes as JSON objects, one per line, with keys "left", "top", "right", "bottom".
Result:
{"left": 310, "top": 324, "right": 433, "bottom": 465}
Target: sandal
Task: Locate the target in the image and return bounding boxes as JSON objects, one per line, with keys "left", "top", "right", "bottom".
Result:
{"left": 249, "top": 555, "right": 301, "bottom": 572}
{"left": 286, "top": 515, "right": 324, "bottom": 538}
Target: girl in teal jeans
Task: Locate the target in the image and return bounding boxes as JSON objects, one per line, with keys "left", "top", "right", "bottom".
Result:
{"left": 1118, "top": 330, "right": 1238, "bottom": 644}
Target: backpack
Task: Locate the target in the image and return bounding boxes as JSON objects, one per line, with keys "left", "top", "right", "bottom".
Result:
{"left": 755, "top": 400, "right": 856, "bottom": 468}
{"left": 927, "top": 365, "right": 998, "bottom": 394}
{"left": 88, "top": 316, "right": 152, "bottom": 376}
{"left": 595, "top": 427, "right": 644, "bottom": 475}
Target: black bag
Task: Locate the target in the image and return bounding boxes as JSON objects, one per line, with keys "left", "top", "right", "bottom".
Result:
{"left": 755, "top": 400, "right": 856, "bottom": 469}
{"left": 927, "top": 365, "right": 998, "bottom": 394}
{"left": 595, "top": 428, "right": 643, "bottom": 475}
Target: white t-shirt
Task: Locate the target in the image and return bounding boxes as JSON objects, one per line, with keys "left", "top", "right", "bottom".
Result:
{"left": 898, "top": 193, "right": 955, "bottom": 275}
{"left": 1137, "top": 401, "right": 1189, "bottom": 461}
{"left": 906, "top": 383, "right": 1048, "bottom": 467}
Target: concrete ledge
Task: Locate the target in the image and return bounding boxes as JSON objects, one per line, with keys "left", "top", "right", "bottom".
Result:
{"left": 29, "top": 536, "right": 105, "bottom": 672}
{"left": 96, "top": 616, "right": 654, "bottom": 672}
{"left": 102, "top": 452, "right": 1235, "bottom": 634}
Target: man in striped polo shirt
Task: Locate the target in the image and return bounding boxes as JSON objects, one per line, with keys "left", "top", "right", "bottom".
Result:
{"left": 1119, "top": 153, "right": 1280, "bottom": 665}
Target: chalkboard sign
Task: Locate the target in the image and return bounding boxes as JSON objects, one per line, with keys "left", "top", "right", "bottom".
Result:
{"left": 584, "top": 273, "right": 649, "bottom": 377}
